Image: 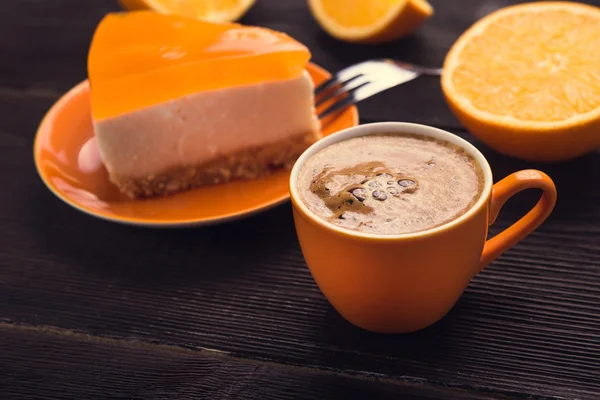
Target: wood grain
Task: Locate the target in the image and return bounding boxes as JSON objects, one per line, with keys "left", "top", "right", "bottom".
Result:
{"left": 2, "top": 0, "right": 600, "bottom": 399}
{"left": 4, "top": 0, "right": 600, "bottom": 127}
{"left": 1, "top": 323, "right": 506, "bottom": 400}
{"left": 0, "top": 0, "right": 514, "bottom": 128}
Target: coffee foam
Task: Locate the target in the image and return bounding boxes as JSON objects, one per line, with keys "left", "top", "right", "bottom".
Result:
{"left": 297, "top": 133, "right": 484, "bottom": 235}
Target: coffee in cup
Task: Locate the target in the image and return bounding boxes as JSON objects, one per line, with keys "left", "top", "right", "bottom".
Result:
{"left": 297, "top": 133, "right": 484, "bottom": 235}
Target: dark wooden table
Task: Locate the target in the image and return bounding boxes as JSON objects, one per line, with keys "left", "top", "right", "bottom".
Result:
{"left": 2, "top": 0, "right": 600, "bottom": 398}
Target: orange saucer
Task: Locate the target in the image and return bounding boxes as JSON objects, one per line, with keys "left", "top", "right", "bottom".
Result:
{"left": 34, "top": 63, "right": 359, "bottom": 227}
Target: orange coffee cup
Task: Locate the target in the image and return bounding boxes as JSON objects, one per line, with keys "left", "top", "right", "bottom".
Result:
{"left": 289, "top": 122, "right": 557, "bottom": 334}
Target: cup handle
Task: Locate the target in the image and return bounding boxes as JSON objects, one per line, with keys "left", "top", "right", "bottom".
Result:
{"left": 478, "top": 169, "right": 557, "bottom": 272}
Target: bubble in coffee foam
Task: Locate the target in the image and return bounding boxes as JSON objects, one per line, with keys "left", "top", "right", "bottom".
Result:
{"left": 372, "top": 190, "right": 387, "bottom": 201}
{"left": 350, "top": 188, "right": 367, "bottom": 202}
{"left": 387, "top": 186, "right": 399, "bottom": 195}
{"left": 297, "top": 133, "right": 484, "bottom": 235}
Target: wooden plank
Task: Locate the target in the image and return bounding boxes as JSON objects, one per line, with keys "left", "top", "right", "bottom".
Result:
{"left": 3, "top": 0, "right": 600, "bottom": 399}
{"left": 0, "top": 0, "right": 516, "bottom": 128}
{"left": 3, "top": 89, "right": 600, "bottom": 399}
{"left": 0, "top": 323, "right": 503, "bottom": 400}
{"left": 0, "top": 0, "right": 111, "bottom": 93}
{"left": 6, "top": 0, "right": 599, "bottom": 127}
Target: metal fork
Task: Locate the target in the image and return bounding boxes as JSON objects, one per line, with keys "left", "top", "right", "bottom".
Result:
{"left": 315, "top": 59, "right": 443, "bottom": 119}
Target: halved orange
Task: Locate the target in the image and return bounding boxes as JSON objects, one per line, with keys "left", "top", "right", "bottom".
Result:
{"left": 307, "top": 0, "right": 433, "bottom": 44}
{"left": 118, "top": 0, "right": 256, "bottom": 22}
{"left": 442, "top": 2, "right": 600, "bottom": 161}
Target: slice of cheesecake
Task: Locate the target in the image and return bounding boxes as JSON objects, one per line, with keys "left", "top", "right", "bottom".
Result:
{"left": 88, "top": 11, "right": 320, "bottom": 198}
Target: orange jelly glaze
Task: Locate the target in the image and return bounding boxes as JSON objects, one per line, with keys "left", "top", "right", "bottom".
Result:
{"left": 88, "top": 11, "right": 311, "bottom": 121}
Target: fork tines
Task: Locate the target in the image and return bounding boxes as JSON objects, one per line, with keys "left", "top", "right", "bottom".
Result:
{"left": 315, "top": 74, "right": 370, "bottom": 119}
{"left": 314, "top": 59, "right": 427, "bottom": 120}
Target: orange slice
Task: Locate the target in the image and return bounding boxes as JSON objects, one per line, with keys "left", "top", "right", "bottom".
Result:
{"left": 307, "top": 0, "right": 433, "bottom": 43}
{"left": 118, "top": 0, "right": 256, "bottom": 22}
{"left": 442, "top": 2, "right": 600, "bottom": 161}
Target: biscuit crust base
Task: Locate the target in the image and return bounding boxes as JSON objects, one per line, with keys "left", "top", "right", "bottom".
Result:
{"left": 110, "top": 131, "right": 320, "bottom": 199}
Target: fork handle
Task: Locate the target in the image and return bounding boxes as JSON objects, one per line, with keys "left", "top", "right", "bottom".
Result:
{"left": 385, "top": 59, "right": 443, "bottom": 76}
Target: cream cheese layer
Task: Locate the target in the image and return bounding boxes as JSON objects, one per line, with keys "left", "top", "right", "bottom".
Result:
{"left": 94, "top": 71, "right": 319, "bottom": 179}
